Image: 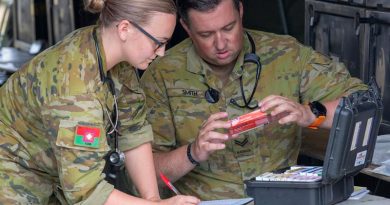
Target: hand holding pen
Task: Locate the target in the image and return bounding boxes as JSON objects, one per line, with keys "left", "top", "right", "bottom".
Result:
{"left": 159, "top": 172, "right": 200, "bottom": 204}
{"left": 160, "top": 172, "right": 181, "bottom": 195}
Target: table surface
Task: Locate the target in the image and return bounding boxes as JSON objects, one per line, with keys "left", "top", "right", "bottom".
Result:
{"left": 246, "top": 194, "right": 390, "bottom": 205}
{"left": 338, "top": 194, "right": 390, "bottom": 205}
{"left": 360, "top": 164, "right": 390, "bottom": 183}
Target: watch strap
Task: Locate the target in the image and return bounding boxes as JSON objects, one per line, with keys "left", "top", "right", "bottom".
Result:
{"left": 186, "top": 143, "right": 200, "bottom": 166}
{"left": 308, "top": 115, "right": 326, "bottom": 129}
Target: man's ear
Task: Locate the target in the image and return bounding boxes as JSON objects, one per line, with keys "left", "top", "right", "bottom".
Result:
{"left": 180, "top": 18, "right": 192, "bottom": 38}
{"left": 116, "top": 20, "right": 132, "bottom": 41}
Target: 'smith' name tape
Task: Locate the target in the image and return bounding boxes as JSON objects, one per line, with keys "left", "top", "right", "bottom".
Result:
{"left": 229, "top": 109, "right": 270, "bottom": 135}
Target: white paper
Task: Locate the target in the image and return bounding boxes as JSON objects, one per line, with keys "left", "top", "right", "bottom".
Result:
{"left": 199, "top": 198, "right": 253, "bottom": 205}
{"left": 0, "top": 62, "right": 18, "bottom": 72}
{"left": 349, "top": 189, "right": 370, "bottom": 200}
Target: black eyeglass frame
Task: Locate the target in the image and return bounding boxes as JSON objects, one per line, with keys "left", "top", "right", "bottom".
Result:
{"left": 129, "top": 21, "right": 168, "bottom": 51}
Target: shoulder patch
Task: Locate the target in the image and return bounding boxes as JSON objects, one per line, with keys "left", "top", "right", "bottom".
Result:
{"left": 74, "top": 125, "right": 101, "bottom": 148}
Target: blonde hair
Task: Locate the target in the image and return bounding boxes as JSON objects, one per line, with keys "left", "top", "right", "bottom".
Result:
{"left": 84, "top": 0, "right": 177, "bottom": 27}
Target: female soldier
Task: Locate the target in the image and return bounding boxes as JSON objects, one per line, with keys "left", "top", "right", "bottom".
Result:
{"left": 0, "top": 0, "right": 199, "bottom": 204}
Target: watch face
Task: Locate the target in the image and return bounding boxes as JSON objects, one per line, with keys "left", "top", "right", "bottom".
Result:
{"left": 310, "top": 101, "right": 327, "bottom": 117}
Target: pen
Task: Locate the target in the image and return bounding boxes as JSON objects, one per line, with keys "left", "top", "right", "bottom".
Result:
{"left": 159, "top": 172, "right": 181, "bottom": 195}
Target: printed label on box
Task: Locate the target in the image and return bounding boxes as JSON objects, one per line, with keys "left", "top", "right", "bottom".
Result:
{"left": 354, "top": 150, "right": 367, "bottom": 167}
{"left": 228, "top": 109, "right": 270, "bottom": 135}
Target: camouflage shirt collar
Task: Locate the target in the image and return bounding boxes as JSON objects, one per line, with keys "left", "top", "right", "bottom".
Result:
{"left": 186, "top": 30, "right": 252, "bottom": 80}
{"left": 92, "top": 25, "right": 109, "bottom": 79}
{"left": 233, "top": 33, "right": 251, "bottom": 78}
{"left": 186, "top": 43, "right": 205, "bottom": 76}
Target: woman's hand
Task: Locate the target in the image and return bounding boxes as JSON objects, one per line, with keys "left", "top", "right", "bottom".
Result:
{"left": 157, "top": 195, "right": 200, "bottom": 205}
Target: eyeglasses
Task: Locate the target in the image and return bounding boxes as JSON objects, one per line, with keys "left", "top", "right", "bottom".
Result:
{"left": 129, "top": 21, "right": 169, "bottom": 52}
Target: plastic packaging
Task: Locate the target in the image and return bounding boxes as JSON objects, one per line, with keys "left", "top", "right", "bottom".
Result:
{"left": 228, "top": 109, "right": 270, "bottom": 135}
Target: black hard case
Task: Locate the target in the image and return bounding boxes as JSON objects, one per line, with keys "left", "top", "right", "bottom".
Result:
{"left": 305, "top": 0, "right": 390, "bottom": 134}
{"left": 317, "top": 0, "right": 390, "bottom": 9}
{"left": 245, "top": 81, "right": 383, "bottom": 205}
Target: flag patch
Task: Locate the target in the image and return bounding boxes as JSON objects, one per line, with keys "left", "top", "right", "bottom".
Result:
{"left": 74, "top": 125, "right": 101, "bottom": 148}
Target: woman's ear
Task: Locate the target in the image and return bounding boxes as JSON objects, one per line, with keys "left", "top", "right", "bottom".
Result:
{"left": 116, "top": 20, "right": 133, "bottom": 41}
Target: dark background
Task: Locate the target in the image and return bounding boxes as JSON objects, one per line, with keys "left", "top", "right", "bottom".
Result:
{"left": 70, "top": 0, "right": 305, "bottom": 47}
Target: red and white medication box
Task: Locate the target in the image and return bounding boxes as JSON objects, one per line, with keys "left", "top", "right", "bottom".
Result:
{"left": 229, "top": 109, "right": 270, "bottom": 135}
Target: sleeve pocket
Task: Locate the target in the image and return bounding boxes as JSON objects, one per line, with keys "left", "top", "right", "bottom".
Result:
{"left": 55, "top": 120, "right": 110, "bottom": 195}
{"left": 56, "top": 120, "right": 110, "bottom": 152}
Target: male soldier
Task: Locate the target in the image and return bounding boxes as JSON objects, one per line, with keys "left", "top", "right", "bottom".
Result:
{"left": 141, "top": 0, "right": 367, "bottom": 200}
{"left": 0, "top": 0, "right": 200, "bottom": 204}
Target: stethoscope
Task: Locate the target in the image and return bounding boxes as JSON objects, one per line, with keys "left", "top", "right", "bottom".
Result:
{"left": 204, "top": 32, "right": 261, "bottom": 110}
{"left": 92, "top": 28, "right": 125, "bottom": 168}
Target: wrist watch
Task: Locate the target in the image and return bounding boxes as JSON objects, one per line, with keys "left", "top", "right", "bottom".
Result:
{"left": 308, "top": 101, "right": 327, "bottom": 129}
{"left": 187, "top": 143, "right": 200, "bottom": 166}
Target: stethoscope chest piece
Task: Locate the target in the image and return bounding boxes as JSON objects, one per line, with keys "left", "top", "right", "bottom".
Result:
{"left": 108, "top": 149, "right": 125, "bottom": 167}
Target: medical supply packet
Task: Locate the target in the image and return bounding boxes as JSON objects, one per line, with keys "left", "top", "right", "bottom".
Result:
{"left": 228, "top": 109, "right": 270, "bottom": 135}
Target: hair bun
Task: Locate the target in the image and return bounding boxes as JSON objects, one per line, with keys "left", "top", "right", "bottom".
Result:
{"left": 84, "top": 0, "right": 105, "bottom": 13}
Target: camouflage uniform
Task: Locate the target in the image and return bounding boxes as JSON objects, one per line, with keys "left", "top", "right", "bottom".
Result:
{"left": 0, "top": 26, "right": 153, "bottom": 204}
{"left": 141, "top": 29, "right": 367, "bottom": 200}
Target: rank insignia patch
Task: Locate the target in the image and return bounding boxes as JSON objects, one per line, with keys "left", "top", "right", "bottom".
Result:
{"left": 74, "top": 125, "right": 101, "bottom": 148}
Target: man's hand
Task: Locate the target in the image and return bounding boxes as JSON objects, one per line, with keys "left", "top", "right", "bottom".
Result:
{"left": 259, "top": 95, "right": 316, "bottom": 127}
{"left": 191, "top": 112, "right": 233, "bottom": 162}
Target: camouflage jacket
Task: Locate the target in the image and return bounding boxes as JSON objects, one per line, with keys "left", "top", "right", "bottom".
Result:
{"left": 141, "top": 29, "right": 367, "bottom": 200}
{"left": 0, "top": 26, "right": 153, "bottom": 204}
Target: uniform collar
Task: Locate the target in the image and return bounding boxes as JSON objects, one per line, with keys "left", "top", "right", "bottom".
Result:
{"left": 92, "top": 25, "right": 109, "bottom": 81}
{"left": 186, "top": 44, "right": 206, "bottom": 76}
{"left": 186, "top": 30, "right": 253, "bottom": 81}
{"left": 113, "top": 62, "right": 141, "bottom": 91}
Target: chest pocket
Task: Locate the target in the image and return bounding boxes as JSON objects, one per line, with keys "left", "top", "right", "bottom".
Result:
{"left": 166, "top": 88, "right": 209, "bottom": 146}
{"left": 55, "top": 120, "right": 110, "bottom": 192}
{"left": 167, "top": 88, "right": 206, "bottom": 113}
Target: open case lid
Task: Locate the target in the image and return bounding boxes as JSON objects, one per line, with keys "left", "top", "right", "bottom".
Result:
{"left": 322, "top": 78, "right": 383, "bottom": 184}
